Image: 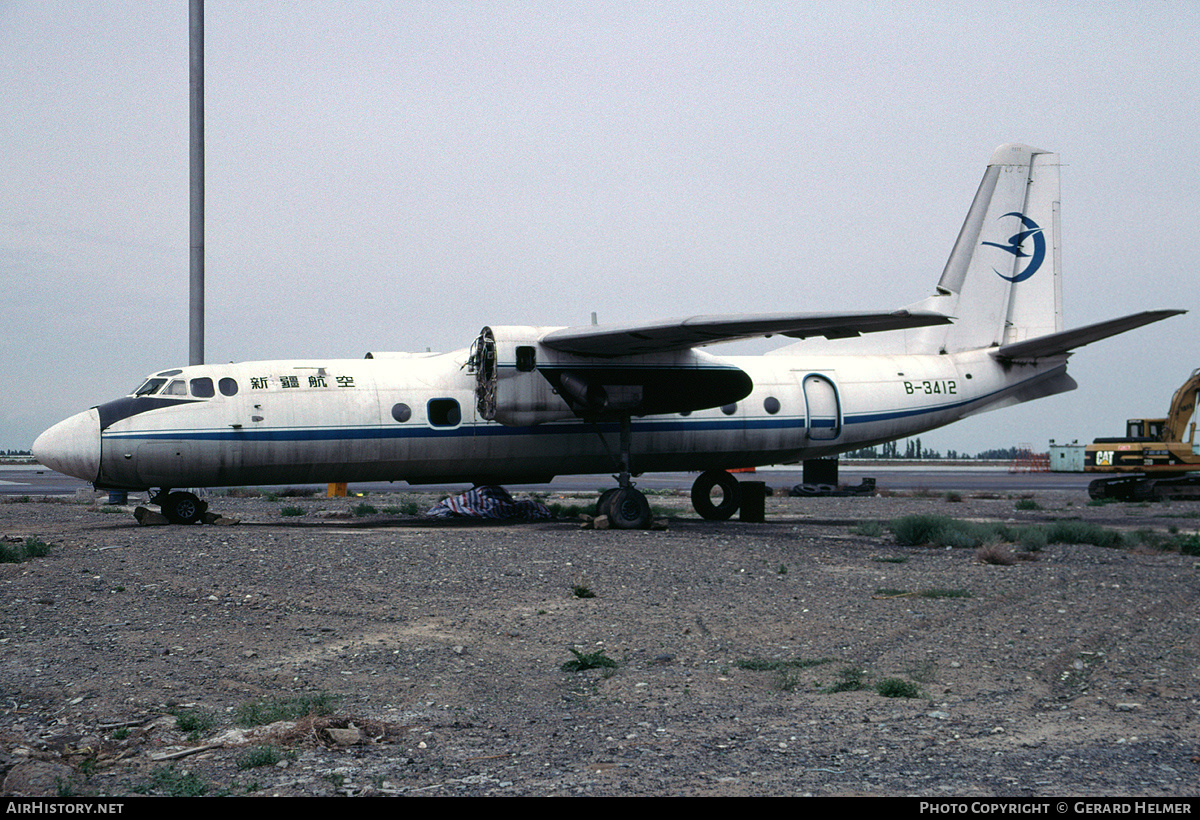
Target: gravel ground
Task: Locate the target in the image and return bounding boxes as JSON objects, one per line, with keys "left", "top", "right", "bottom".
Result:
{"left": 1, "top": 487, "right": 1198, "bottom": 797}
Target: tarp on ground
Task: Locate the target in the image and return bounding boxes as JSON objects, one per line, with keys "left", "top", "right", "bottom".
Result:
{"left": 426, "top": 485, "right": 553, "bottom": 520}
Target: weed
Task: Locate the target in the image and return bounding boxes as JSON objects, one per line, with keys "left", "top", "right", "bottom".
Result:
{"left": 1043, "top": 520, "right": 1125, "bottom": 549}
{"left": 237, "top": 746, "right": 282, "bottom": 769}
{"left": 173, "top": 707, "right": 217, "bottom": 737}
{"left": 280, "top": 505, "right": 306, "bottom": 517}
{"left": 111, "top": 728, "right": 130, "bottom": 741}
{"left": 352, "top": 502, "right": 378, "bottom": 517}
{"left": 736, "top": 657, "right": 832, "bottom": 672}
{"left": 134, "top": 766, "right": 210, "bottom": 797}
{"left": 944, "top": 491, "right": 963, "bottom": 503}
{"left": 870, "top": 554, "right": 908, "bottom": 564}
{"left": 774, "top": 670, "right": 801, "bottom": 692}
{"left": 824, "top": 667, "right": 867, "bottom": 693}
{"left": 777, "top": 564, "right": 787, "bottom": 575}
{"left": 572, "top": 574, "right": 596, "bottom": 598}
{"left": 876, "top": 678, "right": 922, "bottom": 698}
{"left": 234, "top": 693, "right": 342, "bottom": 727}
{"left": 561, "top": 647, "right": 618, "bottom": 672}
{"left": 920, "top": 588, "right": 972, "bottom": 599}
{"left": 0, "top": 537, "right": 51, "bottom": 563}
{"left": 546, "top": 502, "right": 592, "bottom": 519}
{"left": 852, "top": 521, "right": 886, "bottom": 537}
{"left": 1014, "top": 498, "right": 1041, "bottom": 511}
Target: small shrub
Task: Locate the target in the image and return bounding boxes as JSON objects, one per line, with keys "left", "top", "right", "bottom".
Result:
{"left": 0, "top": 537, "right": 51, "bottom": 563}
{"left": 561, "top": 647, "right": 618, "bottom": 672}
{"left": 280, "top": 506, "right": 306, "bottom": 517}
{"left": 876, "top": 678, "right": 922, "bottom": 698}
{"left": 975, "top": 543, "right": 1016, "bottom": 565}
{"left": 1014, "top": 498, "right": 1041, "bottom": 511}
{"left": 1044, "top": 520, "right": 1124, "bottom": 549}
{"left": 944, "top": 491, "right": 963, "bottom": 503}
{"left": 1016, "top": 526, "right": 1048, "bottom": 552}
{"left": 352, "top": 502, "right": 378, "bottom": 517}
{"left": 824, "top": 667, "right": 867, "bottom": 693}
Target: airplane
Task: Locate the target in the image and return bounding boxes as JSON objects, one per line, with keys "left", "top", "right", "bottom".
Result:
{"left": 33, "top": 143, "right": 1183, "bottom": 527}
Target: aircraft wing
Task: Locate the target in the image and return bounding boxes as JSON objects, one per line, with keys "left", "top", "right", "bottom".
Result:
{"left": 992, "top": 309, "right": 1185, "bottom": 362}
{"left": 540, "top": 309, "right": 952, "bottom": 357}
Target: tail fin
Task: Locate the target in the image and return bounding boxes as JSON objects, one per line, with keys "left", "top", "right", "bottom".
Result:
{"left": 918, "top": 143, "right": 1062, "bottom": 352}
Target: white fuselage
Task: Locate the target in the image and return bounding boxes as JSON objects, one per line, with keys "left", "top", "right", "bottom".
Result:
{"left": 44, "top": 345, "right": 1068, "bottom": 491}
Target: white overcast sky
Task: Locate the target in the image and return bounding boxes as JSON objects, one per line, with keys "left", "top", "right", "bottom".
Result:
{"left": 3, "top": 2, "right": 1198, "bottom": 454}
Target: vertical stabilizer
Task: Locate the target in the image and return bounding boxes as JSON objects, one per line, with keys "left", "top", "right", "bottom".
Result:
{"left": 930, "top": 143, "right": 1062, "bottom": 352}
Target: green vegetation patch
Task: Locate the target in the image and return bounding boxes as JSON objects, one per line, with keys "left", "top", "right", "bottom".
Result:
{"left": 237, "top": 746, "right": 283, "bottom": 769}
{"left": 561, "top": 647, "right": 618, "bottom": 672}
{"left": 133, "top": 766, "right": 211, "bottom": 797}
{"left": 0, "top": 537, "right": 51, "bottom": 563}
{"left": 875, "top": 677, "right": 923, "bottom": 698}
{"left": 736, "top": 656, "right": 833, "bottom": 672}
{"left": 234, "top": 693, "right": 342, "bottom": 727}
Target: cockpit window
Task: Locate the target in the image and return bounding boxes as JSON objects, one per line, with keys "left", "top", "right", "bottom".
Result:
{"left": 190, "top": 377, "right": 215, "bottom": 398}
{"left": 134, "top": 378, "right": 167, "bottom": 396}
{"left": 164, "top": 379, "right": 188, "bottom": 396}
{"left": 219, "top": 377, "right": 239, "bottom": 397}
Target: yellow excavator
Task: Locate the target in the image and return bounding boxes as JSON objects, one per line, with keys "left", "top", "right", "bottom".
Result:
{"left": 1085, "top": 368, "right": 1200, "bottom": 500}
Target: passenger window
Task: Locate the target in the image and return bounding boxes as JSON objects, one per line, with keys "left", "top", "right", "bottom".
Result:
{"left": 164, "top": 380, "right": 187, "bottom": 395}
{"left": 427, "top": 398, "right": 461, "bottom": 427}
{"left": 190, "top": 378, "right": 215, "bottom": 398}
{"left": 391, "top": 403, "right": 412, "bottom": 423}
{"left": 219, "top": 377, "right": 239, "bottom": 397}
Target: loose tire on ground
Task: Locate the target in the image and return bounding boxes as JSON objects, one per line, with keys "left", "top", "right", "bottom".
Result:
{"left": 691, "top": 470, "right": 741, "bottom": 520}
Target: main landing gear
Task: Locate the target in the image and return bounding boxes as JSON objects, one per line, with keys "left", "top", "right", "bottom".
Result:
{"left": 593, "top": 415, "right": 746, "bottom": 527}
{"left": 595, "top": 416, "right": 654, "bottom": 529}
{"left": 151, "top": 489, "right": 208, "bottom": 525}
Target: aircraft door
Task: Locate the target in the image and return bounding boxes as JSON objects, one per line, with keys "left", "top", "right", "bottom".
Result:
{"left": 803, "top": 374, "right": 841, "bottom": 440}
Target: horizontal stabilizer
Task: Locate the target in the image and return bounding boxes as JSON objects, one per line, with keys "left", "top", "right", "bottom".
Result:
{"left": 991, "top": 309, "right": 1184, "bottom": 361}
{"left": 541, "top": 310, "right": 952, "bottom": 357}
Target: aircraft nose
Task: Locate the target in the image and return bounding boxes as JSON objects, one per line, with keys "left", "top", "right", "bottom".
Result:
{"left": 32, "top": 408, "right": 101, "bottom": 483}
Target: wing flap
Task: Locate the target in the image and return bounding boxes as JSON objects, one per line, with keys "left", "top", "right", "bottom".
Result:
{"left": 991, "top": 310, "right": 1185, "bottom": 362}
{"left": 541, "top": 310, "right": 952, "bottom": 357}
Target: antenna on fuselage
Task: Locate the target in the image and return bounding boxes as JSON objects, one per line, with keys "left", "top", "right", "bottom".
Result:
{"left": 189, "top": 0, "right": 204, "bottom": 365}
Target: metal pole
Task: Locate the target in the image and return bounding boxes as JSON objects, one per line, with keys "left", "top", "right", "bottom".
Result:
{"left": 189, "top": 0, "right": 204, "bottom": 365}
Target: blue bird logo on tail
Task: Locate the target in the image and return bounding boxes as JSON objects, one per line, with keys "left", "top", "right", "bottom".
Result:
{"left": 982, "top": 212, "right": 1045, "bottom": 282}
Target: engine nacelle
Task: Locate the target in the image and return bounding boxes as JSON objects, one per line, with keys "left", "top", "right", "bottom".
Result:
{"left": 472, "top": 326, "right": 576, "bottom": 426}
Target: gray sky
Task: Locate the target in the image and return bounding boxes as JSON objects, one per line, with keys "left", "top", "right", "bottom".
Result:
{"left": 3, "top": 2, "right": 1198, "bottom": 455}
